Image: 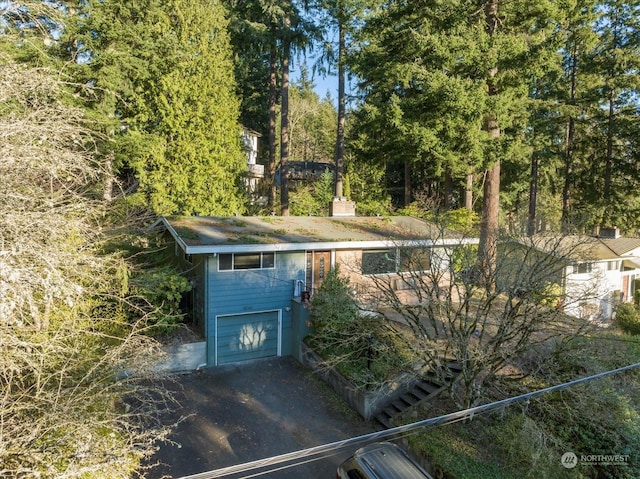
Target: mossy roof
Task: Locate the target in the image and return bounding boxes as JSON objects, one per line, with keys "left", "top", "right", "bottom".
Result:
{"left": 161, "top": 215, "right": 469, "bottom": 253}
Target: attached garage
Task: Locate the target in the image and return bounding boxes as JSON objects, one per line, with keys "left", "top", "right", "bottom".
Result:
{"left": 214, "top": 310, "right": 281, "bottom": 365}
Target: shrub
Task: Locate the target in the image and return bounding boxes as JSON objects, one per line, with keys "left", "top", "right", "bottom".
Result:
{"left": 307, "top": 267, "right": 415, "bottom": 388}
{"left": 615, "top": 303, "right": 640, "bottom": 335}
{"left": 309, "top": 266, "right": 359, "bottom": 337}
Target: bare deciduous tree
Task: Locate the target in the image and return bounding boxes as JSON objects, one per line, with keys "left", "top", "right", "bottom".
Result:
{"left": 0, "top": 56, "right": 173, "bottom": 478}
{"left": 339, "top": 228, "right": 599, "bottom": 409}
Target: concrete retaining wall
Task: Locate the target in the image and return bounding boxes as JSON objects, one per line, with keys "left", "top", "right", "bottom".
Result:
{"left": 154, "top": 341, "right": 207, "bottom": 373}
{"left": 300, "top": 342, "right": 416, "bottom": 420}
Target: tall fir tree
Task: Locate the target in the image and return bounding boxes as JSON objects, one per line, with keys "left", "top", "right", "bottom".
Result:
{"left": 69, "top": 0, "right": 247, "bottom": 216}
{"left": 350, "top": 0, "right": 559, "bottom": 275}
{"left": 588, "top": 0, "right": 640, "bottom": 228}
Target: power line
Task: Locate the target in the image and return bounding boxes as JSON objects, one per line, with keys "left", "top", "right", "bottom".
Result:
{"left": 177, "top": 361, "right": 640, "bottom": 479}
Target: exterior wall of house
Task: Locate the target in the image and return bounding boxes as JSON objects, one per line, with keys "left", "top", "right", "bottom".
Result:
{"left": 189, "top": 257, "right": 207, "bottom": 335}
{"left": 204, "top": 251, "right": 306, "bottom": 365}
{"left": 564, "top": 260, "right": 622, "bottom": 320}
{"left": 164, "top": 236, "right": 208, "bottom": 336}
{"left": 334, "top": 247, "right": 452, "bottom": 307}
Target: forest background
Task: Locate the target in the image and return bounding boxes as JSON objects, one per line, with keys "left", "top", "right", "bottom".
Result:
{"left": 1, "top": 0, "right": 639, "bottom": 477}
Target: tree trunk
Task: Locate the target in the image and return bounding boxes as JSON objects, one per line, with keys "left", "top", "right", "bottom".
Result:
{"left": 334, "top": 20, "right": 346, "bottom": 199}
{"left": 102, "top": 154, "right": 114, "bottom": 203}
{"left": 477, "top": 0, "right": 501, "bottom": 290}
{"left": 404, "top": 161, "right": 411, "bottom": 206}
{"left": 527, "top": 153, "right": 538, "bottom": 236}
{"left": 280, "top": 21, "right": 291, "bottom": 216}
{"left": 268, "top": 38, "right": 278, "bottom": 209}
{"left": 604, "top": 88, "right": 615, "bottom": 203}
{"left": 478, "top": 159, "right": 500, "bottom": 286}
{"left": 465, "top": 172, "right": 473, "bottom": 210}
{"left": 561, "top": 47, "right": 577, "bottom": 233}
{"left": 444, "top": 169, "right": 454, "bottom": 210}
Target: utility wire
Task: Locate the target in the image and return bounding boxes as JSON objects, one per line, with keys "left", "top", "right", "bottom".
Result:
{"left": 177, "top": 361, "right": 640, "bottom": 479}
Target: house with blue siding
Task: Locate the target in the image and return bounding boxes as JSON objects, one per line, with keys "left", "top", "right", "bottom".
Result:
{"left": 159, "top": 215, "right": 474, "bottom": 366}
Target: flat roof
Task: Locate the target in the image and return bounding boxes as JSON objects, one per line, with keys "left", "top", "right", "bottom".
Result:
{"left": 160, "top": 215, "right": 476, "bottom": 255}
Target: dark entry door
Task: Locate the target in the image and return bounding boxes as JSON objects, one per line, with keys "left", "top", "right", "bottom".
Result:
{"left": 306, "top": 251, "right": 331, "bottom": 294}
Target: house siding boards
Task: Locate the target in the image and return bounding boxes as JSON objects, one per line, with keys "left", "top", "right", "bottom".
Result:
{"left": 205, "top": 252, "right": 305, "bottom": 365}
{"left": 517, "top": 234, "right": 640, "bottom": 320}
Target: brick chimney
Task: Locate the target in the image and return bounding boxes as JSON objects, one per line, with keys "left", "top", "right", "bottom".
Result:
{"left": 329, "top": 197, "right": 356, "bottom": 217}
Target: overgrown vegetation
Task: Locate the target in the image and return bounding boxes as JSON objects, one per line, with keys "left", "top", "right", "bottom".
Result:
{"left": 307, "top": 268, "right": 418, "bottom": 389}
{"left": 406, "top": 330, "right": 640, "bottom": 479}
{"left": 306, "top": 232, "right": 640, "bottom": 478}
{"left": 0, "top": 56, "right": 176, "bottom": 478}
{"left": 615, "top": 303, "right": 640, "bottom": 335}
{"left": 289, "top": 169, "right": 335, "bottom": 216}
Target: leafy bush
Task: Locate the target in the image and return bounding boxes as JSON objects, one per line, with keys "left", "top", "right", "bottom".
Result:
{"left": 406, "top": 329, "right": 640, "bottom": 479}
{"left": 129, "top": 264, "right": 192, "bottom": 332}
{"left": 290, "top": 168, "right": 334, "bottom": 216}
{"left": 534, "top": 282, "right": 563, "bottom": 308}
{"left": 409, "top": 421, "right": 516, "bottom": 479}
{"left": 307, "top": 267, "right": 415, "bottom": 388}
{"left": 489, "top": 414, "right": 569, "bottom": 479}
{"left": 615, "top": 303, "right": 640, "bottom": 335}
{"left": 309, "top": 266, "right": 359, "bottom": 335}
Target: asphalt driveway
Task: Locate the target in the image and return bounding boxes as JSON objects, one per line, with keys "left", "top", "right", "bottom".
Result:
{"left": 146, "top": 356, "right": 381, "bottom": 479}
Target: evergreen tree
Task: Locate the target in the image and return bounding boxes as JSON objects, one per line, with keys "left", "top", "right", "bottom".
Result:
{"left": 288, "top": 69, "right": 336, "bottom": 163}
{"left": 555, "top": 0, "right": 600, "bottom": 232}
{"left": 588, "top": 0, "right": 640, "bottom": 228}
{"left": 137, "top": 0, "right": 247, "bottom": 216}
{"left": 351, "top": 0, "right": 559, "bottom": 279}
{"left": 312, "top": 0, "right": 376, "bottom": 199}
{"left": 70, "top": 0, "right": 247, "bottom": 216}
{"left": 224, "top": 0, "right": 318, "bottom": 214}
{"left": 223, "top": 0, "right": 285, "bottom": 210}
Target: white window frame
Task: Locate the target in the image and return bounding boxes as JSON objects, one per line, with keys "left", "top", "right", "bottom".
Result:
{"left": 218, "top": 252, "right": 276, "bottom": 271}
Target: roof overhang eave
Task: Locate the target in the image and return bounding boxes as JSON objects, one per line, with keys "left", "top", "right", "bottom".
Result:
{"left": 180, "top": 237, "right": 479, "bottom": 255}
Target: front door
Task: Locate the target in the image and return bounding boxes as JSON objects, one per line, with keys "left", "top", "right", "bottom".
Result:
{"left": 306, "top": 251, "right": 331, "bottom": 294}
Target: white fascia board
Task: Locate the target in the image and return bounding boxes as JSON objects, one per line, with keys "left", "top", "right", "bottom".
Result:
{"left": 160, "top": 217, "right": 191, "bottom": 253}
{"left": 182, "top": 237, "right": 479, "bottom": 255}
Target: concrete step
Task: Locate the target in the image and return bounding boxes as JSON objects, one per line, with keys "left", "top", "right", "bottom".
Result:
{"left": 374, "top": 370, "right": 460, "bottom": 429}
{"left": 447, "top": 361, "right": 463, "bottom": 373}
{"left": 374, "top": 411, "right": 393, "bottom": 428}
{"left": 415, "top": 380, "right": 442, "bottom": 396}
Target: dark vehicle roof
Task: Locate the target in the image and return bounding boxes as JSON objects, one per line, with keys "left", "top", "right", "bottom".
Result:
{"left": 344, "top": 442, "right": 432, "bottom": 479}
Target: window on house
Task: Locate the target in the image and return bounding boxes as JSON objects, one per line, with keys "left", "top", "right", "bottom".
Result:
{"left": 607, "top": 260, "right": 620, "bottom": 271}
{"left": 399, "top": 248, "right": 430, "bottom": 272}
{"left": 362, "top": 248, "right": 432, "bottom": 275}
{"left": 362, "top": 250, "right": 396, "bottom": 274}
{"left": 219, "top": 252, "right": 275, "bottom": 271}
{"left": 573, "top": 262, "right": 593, "bottom": 274}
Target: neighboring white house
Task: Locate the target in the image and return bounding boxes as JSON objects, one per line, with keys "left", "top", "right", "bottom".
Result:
{"left": 525, "top": 229, "right": 640, "bottom": 320}
{"left": 241, "top": 127, "right": 264, "bottom": 196}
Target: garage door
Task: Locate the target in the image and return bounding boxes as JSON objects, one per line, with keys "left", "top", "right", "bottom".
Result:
{"left": 216, "top": 311, "right": 280, "bottom": 365}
